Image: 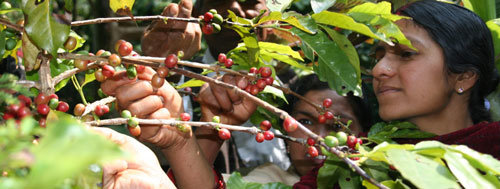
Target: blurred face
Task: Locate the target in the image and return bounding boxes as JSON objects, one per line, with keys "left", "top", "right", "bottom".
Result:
{"left": 372, "top": 20, "right": 455, "bottom": 122}
{"left": 287, "top": 89, "right": 361, "bottom": 176}
{"left": 197, "top": 0, "right": 267, "bottom": 56}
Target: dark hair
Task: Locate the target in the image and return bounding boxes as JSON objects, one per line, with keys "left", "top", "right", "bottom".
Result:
{"left": 399, "top": 0, "right": 499, "bottom": 123}
{"left": 284, "top": 74, "right": 372, "bottom": 131}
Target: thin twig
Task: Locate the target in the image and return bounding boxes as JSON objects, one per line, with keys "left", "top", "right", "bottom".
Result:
{"left": 0, "top": 18, "right": 23, "bottom": 32}
{"left": 70, "top": 15, "right": 255, "bottom": 28}
{"left": 82, "top": 96, "right": 116, "bottom": 117}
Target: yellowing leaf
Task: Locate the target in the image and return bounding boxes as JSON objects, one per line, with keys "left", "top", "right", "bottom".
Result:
{"left": 256, "top": 11, "right": 315, "bottom": 34}
{"left": 109, "top": 0, "right": 135, "bottom": 13}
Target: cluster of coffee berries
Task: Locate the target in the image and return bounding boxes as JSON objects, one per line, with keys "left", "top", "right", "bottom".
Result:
{"left": 200, "top": 9, "right": 223, "bottom": 35}
{"left": 150, "top": 54, "right": 177, "bottom": 89}
{"left": 2, "top": 28, "right": 18, "bottom": 51}
{"left": 217, "top": 53, "right": 233, "bottom": 68}
{"left": 175, "top": 112, "right": 192, "bottom": 133}
{"left": 2, "top": 95, "right": 32, "bottom": 123}
{"left": 35, "top": 93, "right": 69, "bottom": 127}
{"left": 121, "top": 110, "right": 141, "bottom": 137}
{"left": 211, "top": 116, "right": 231, "bottom": 140}
{"left": 317, "top": 98, "right": 335, "bottom": 124}
{"left": 245, "top": 67, "right": 274, "bottom": 96}
{"left": 255, "top": 120, "right": 274, "bottom": 143}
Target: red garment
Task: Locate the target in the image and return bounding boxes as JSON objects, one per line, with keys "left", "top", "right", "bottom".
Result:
{"left": 293, "top": 121, "right": 500, "bottom": 189}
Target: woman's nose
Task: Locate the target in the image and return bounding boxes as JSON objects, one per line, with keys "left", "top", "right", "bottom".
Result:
{"left": 228, "top": 1, "right": 246, "bottom": 18}
{"left": 372, "top": 57, "right": 396, "bottom": 80}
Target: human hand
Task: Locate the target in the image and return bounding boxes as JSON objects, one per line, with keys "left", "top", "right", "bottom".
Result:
{"left": 142, "top": 0, "right": 201, "bottom": 59}
{"left": 100, "top": 66, "right": 188, "bottom": 149}
{"left": 197, "top": 74, "right": 257, "bottom": 125}
{"left": 92, "top": 127, "right": 175, "bottom": 189}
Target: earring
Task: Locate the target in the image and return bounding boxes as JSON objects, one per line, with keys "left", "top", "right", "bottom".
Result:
{"left": 457, "top": 87, "right": 464, "bottom": 94}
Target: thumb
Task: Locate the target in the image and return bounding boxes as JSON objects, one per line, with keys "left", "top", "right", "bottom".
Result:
{"left": 177, "top": 0, "right": 194, "bottom": 18}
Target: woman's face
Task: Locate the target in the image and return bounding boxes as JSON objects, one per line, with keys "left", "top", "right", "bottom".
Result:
{"left": 372, "top": 20, "right": 455, "bottom": 122}
{"left": 287, "top": 89, "right": 361, "bottom": 176}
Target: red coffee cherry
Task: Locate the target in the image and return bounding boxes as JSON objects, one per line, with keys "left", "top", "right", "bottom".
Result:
{"left": 102, "top": 65, "right": 115, "bottom": 78}
{"left": 202, "top": 23, "right": 214, "bottom": 35}
{"left": 323, "top": 98, "right": 332, "bottom": 108}
{"left": 204, "top": 12, "right": 214, "bottom": 22}
{"left": 136, "top": 65, "right": 146, "bottom": 74}
{"left": 218, "top": 128, "right": 231, "bottom": 140}
{"left": 108, "top": 54, "right": 122, "bottom": 67}
{"left": 318, "top": 114, "right": 326, "bottom": 124}
{"left": 95, "top": 69, "right": 106, "bottom": 82}
{"left": 260, "top": 120, "right": 271, "bottom": 131}
{"left": 95, "top": 104, "right": 109, "bottom": 117}
{"left": 39, "top": 118, "right": 47, "bottom": 128}
{"left": 157, "top": 66, "right": 169, "bottom": 78}
{"left": 74, "top": 59, "right": 88, "bottom": 70}
{"left": 307, "top": 138, "right": 315, "bottom": 146}
{"left": 324, "top": 111, "right": 334, "bottom": 120}
{"left": 307, "top": 146, "right": 319, "bottom": 158}
{"left": 165, "top": 54, "right": 178, "bottom": 68}
{"left": 249, "top": 67, "right": 257, "bottom": 74}
{"left": 16, "top": 107, "right": 30, "bottom": 118}
{"left": 255, "top": 133, "right": 265, "bottom": 143}
{"left": 283, "top": 117, "right": 298, "bottom": 132}
{"left": 347, "top": 135, "right": 357, "bottom": 149}
{"left": 37, "top": 104, "right": 50, "bottom": 116}
{"left": 35, "top": 93, "right": 48, "bottom": 105}
{"left": 18, "top": 95, "right": 32, "bottom": 107}
{"left": 218, "top": 53, "right": 226, "bottom": 64}
{"left": 224, "top": 58, "right": 233, "bottom": 68}
{"left": 180, "top": 113, "right": 191, "bottom": 121}
{"left": 264, "top": 77, "right": 273, "bottom": 85}
{"left": 259, "top": 67, "right": 272, "bottom": 78}
{"left": 74, "top": 103, "right": 85, "bottom": 116}
{"left": 151, "top": 74, "right": 165, "bottom": 89}
{"left": 7, "top": 104, "right": 21, "bottom": 114}
{"left": 2, "top": 113, "right": 14, "bottom": 120}
{"left": 128, "top": 125, "right": 141, "bottom": 137}
{"left": 118, "top": 41, "right": 133, "bottom": 56}
{"left": 56, "top": 101, "right": 69, "bottom": 112}
{"left": 263, "top": 131, "right": 274, "bottom": 140}
{"left": 114, "top": 39, "right": 126, "bottom": 53}
{"left": 256, "top": 79, "right": 267, "bottom": 89}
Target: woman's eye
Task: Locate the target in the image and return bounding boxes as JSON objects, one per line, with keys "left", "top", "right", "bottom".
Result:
{"left": 400, "top": 51, "right": 417, "bottom": 58}
{"left": 298, "top": 119, "right": 312, "bottom": 125}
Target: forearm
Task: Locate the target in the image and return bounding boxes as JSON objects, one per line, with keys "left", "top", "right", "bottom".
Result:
{"left": 162, "top": 136, "right": 215, "bottom": 189}
{"left": 195, "top": 116, "right": 224, "bottom": 164}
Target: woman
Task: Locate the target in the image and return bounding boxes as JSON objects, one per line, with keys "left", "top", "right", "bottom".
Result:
{"left": 222, "top": 74, "right": 372, "bottom": 185}
{"left": 294, "top": 0, "right": 500, "bottom": 188}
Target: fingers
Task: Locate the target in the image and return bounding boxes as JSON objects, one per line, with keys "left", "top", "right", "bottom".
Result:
{"left": 177, "top": 0, "right": 193, "bottom": 18}
{"left": 102, "top": 159, "right": 128, "bottom": 189}
{"left": 115, "top": 81, "right": 154, "bottom": 108}
{"left": 128, "top": 95, "right": 164, "bottom": 118}
{"left": 210, "top": 81, "right": 233, "bottom": 112}
{"left": 101, "top": 71, "right": 136, "bottom": 96}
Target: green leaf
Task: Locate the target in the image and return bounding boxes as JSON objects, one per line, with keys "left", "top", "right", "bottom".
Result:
{"left": 0, "top": 29, "right": 5, "bottom": 57}
{"left": 21, "top": 0, "right": 70, "bottom": 56}
{"left": 363, "top": 179, "right": 410, "bottom": 189}
{"left": 444, "top": 150, "right": 499, "bottom": 188}
{"left": 176, "top": 79, "right": 206, "bottom": 89}
{"left": 448, "top": 145, "right": 500, "bottom": 175}
{"left": 385, "top": 149, "right": 460, "bottom": 189}
{"left": 367, "top": 121, "right": 435, "bottom": 144}
{"left": 338, "top": 167, "right": 361, "bottom": 189}
{"left": 226, "top": 171, "right": 292, "bottom": 189}
{"left": 282, "top": 12, "right": 318, "bottom": 33}
{"left": 365, "top": 142, "right": 414, "bottom": 164}
{"left": 463, "top": 0, "right": 496, "bottom": 21}
{"left": 291, "top": 27, "right": 360, "bottom": 96}
{"left": 321, "top": 26, "right": 361, "bottom": 84}
{"left": 226, "top": 20, "right": 260, "bottom": 65}
{"left": 262, "top": 85, "right": 288, "bottom": 104}
{"left": 256, "top": 11, "right": 316, "bottom": 34}
{"left": 21, "top": 30, "right": 40, "bottom": 72}
{"left": 311, "top": 0, "right": 337, "bottom": 13}
{"left": 312, "top": 11, "right": 393, "bottom": 46}
{"left": 362, "top": 159, "right": 391, "bottom": 182}
{"left": 260, "top": 51, "right": 309, "bottom": 71}
{"left": 227, "top": 10, "right": 252, "bottom": 25}
{"left": 266, "top": 0, "right": 294, "bottom": 12}
{"left": 109, "top": 0, "right": 135, "bottom": 13}
{"left": 317, "top": 157, "right": 343, "bottom": 189}
{"left": 258, "top": 42, "right": 303, "bottom": 60}
{"left": 52, "top": 59, "right": 73, "bottom": 91}
{"left": 0, "top": 8, "right": 22, "bottom": 15}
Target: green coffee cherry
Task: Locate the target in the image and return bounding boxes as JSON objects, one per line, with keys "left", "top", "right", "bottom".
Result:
{"left": 0, "top": 1, "right": 11, "bottom": 10}
{"left": 121, "top": 110, "right": 132, "bottom": 118}
{"left": 336, "top": 131, "right": 348, "bottom": 146}
{"left": 126, "top": 65, "right": 137, "bottom": 79}
{"left": 208, "top": 9, "right": 217, "bottom": 15}
{"left": 212, "top": 116, "right": 221, "bottom": 123}
{"left": 213, "top": 14, "right": 223, "bottom": 24}
{"left": 5, "top": 38, "right": 16, "bottom": 51}
{"left": 212, "top": 23, "right": 221, "bottom": 33}
{"left": 128, "top": 117, "right": 139, "bottom": 127}
{"left": 48, "top": 98, "right": 59, "bottom": 109}
{"left": 325, "top": 136, "right": 339, "bottom": 147}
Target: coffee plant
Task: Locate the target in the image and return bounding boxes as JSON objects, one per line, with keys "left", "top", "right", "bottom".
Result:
{"left": 1, "top": 0, "right": 500, "bottom": 188}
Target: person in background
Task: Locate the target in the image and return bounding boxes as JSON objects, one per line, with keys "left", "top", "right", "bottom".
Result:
{"left": 294, "top": 1, "right": 500, "bottom": 188}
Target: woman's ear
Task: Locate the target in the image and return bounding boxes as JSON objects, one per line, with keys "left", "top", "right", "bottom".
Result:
{"left": 455, "top": 71, "right": 478, "bottom": 94}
